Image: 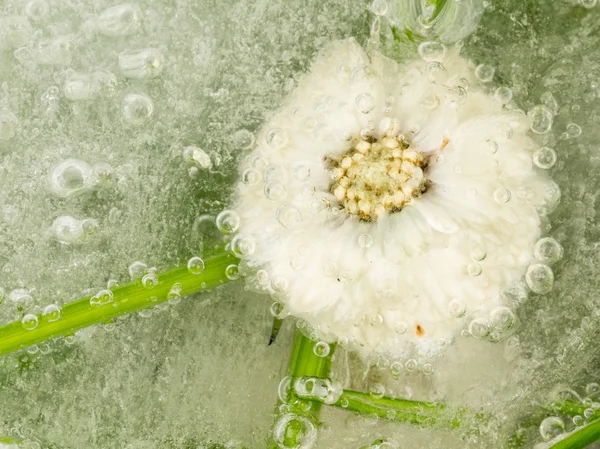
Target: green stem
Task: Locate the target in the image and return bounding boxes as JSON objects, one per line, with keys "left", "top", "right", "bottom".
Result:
{"left": 268, "top": 330, "right": 335, "bottom": 448}
{"left": 547, "top": 419, "right": 600, "bottom": 449}
{"left": 299, "top": 387, "right": 479, "bottom": 430}
{"left": 0, "top": 252, "right": 238, "bottom": 356}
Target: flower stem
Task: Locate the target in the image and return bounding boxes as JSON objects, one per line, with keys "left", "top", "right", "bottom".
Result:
{"left": 547, "top": 419, "right": 600, "bottom": 449}
{"left": 0, "top": 252, "right": 238, "bottom": 356}
{"left": 268, "top": 330, "right": 336, "bottom": 448}
{"left": 304, "top": 387, "right": 480, "bottom": 430}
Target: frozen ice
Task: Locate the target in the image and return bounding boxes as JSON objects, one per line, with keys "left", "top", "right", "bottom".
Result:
{"left": 0, "top": 0, "right": 600, "bottom": 448}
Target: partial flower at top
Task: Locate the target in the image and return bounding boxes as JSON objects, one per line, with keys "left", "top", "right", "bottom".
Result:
{"left": 234, "top": 38, "right": 559, "bottom": 360}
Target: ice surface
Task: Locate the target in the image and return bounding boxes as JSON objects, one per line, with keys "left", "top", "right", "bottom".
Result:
{"left": 0, "top": 0, "right": 600, "bottom": 447}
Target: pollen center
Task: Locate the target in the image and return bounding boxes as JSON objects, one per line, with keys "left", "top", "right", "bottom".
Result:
{"left": 328, "top": 130, "right": 428, "bottom": 221}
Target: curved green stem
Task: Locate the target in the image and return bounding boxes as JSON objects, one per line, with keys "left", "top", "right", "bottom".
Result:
{"left": 547, "top": 419, "right": 600, "bottom": 449}
{"left": 302, "top": 387, "right": 481, "bottom": 430}
{"left": 0, "top": 252, "right": 238, "bottom": 356}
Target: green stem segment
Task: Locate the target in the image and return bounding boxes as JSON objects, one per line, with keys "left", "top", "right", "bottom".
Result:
{"left": 0, "top": 252, "right": 238, "bottom": 356}
{"left": 269, "top": 330, "right": 336, "bottom": 448}
{"left": 305, "top": 388, "right": 476, "bottom": 430}
{"left": 547, "top": 419, "right": 600, "bottom": 449}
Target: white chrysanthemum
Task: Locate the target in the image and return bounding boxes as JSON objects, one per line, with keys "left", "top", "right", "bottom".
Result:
{"left": 234, "top": 38, "right": 558, "bottom": 358}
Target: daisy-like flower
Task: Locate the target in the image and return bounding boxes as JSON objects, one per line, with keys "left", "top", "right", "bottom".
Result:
{"left": 234, "top": 38, "right": 558, "bottom": 359}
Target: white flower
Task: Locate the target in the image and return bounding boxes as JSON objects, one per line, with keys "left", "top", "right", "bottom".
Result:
{"left": 234, "top": 38, "right": 558, "bottom": 359}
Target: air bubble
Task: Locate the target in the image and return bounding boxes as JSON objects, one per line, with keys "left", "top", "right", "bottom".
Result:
{"left": 225, "top": 264, "right": 240, "bottom": 280}
{"left": 534, "top": 238, "right": 563, "bottom": 265}
{"left": 369, "top": 383, "right": 385, "bottom": 399}
{"left": 128, "top": 261, "right": 147, "bottom": 280}
{"left": 358, "top": 233, "right": 373, "bottom": 248}
{"left": 276, "top": 204, "right": 302, "bottom": 229}
{"left": 270, "top": 302, "right": 284, "bottom": 318}
{"left": 466, "top": 319, "right": 489, "bottom": 340}
{"left": 187, "top": 256, "right": 205, "bottom": 274}
{"left": 123, "top": 93, "right": 154, "bottom": 124}
{"left": 168, "top": 283, "right": 182, "bottom": 304}
{"left": 475, "top": 64, "right": 495, "bottom": 82}
{"left": 52, "top": 216, "right": 83, "bottom": 244}
{"left": 216, "top": 210, "right": 241, "bottom": 234}
{"left": 449, "top": 299, "right": 467, "bottom": 318}
{"left": 471, "top": 248, "right": 486, "bottom": 261}
{"left": 183, "top": 146, "right": 212, "bottom": 169}
{"left": 42, "top": 304, "right": 62, "bottom": 322}
{"left": 528, "top": 105, "right": 553, "bottom": 134}
{"left": 90, "top": 289, "right": 114, "bottom": 307}
{"left": 231, "top": 234, "right": 256, "bottom": 258}
{"left": 313, "top": 341, "right": 330, "bottom": 357}
{"left": 581, "top": 0, "right": 597, "bottom": 8}
{"left": 371, "top": 0, "right": 388, "bottom": 15}
{"left": 417, "top": 41, "right": 447, "bottom": 62}
{"left": 233, "top": 129, "right": 255, "bottom": 150}
{"left": 22, "top": 314, "right": 39, "bottom": 330}
{"left": 271, "top": 276, "right": 290, "bottom": 293}
{"left": 495, "top": 86, "right": 513, "bottom": 103}
{"left": 490, "top": 307, "right": 516, "bottom": 330}
{"left": 539, "top": 416, "right": 565, "bottom": 441}
{"left": 467, "top": 263, "right": 482, "bottom": 277}
{"left": 266, "top": 128, "right": 287, "bottom": 149}
{"left": 355, "top": 93, "right": 375, "bottom": 114}
{"left": 533, "top": 147, "right": 557, "bottom": 169}
{"left": 272, "top": 414, "right": 317, "bottom": 449}
{"left": 97, "top": 3, "right": 142, "bottom": 37}
{"left": 8, "top": 289, "right": 34, "bottom": 311}
{"left": 525, "top": 264, "right": 554, "bottom": 294}
{"left": 264, "top": 181, "right": 287, "bottom": 201}
{"left": 293, "top": 165, "right": 311, "bottom": 182}
{"left": 405, "top": 359, "right": 417, "bottom": 371}
{"left": 49, "top": 159, "right": 94, "bottom": 197}
{"left": 242, "top": 168, "right": 261, "bottom": 185}
{"left": 566, "top": 123, "right": 582, "bottom": 138}
{"left": 142, "top": 272, "right": 158, "bottom": 289}
{"left": 494, "top": 187, "right": 511, "bottom": 204}
{"left": 118, "top": 48, "right": 164, "bottom": 79}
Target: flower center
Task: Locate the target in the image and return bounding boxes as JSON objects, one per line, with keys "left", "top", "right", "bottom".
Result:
{"left": 328, "top": 130, "right": 429, "bottom": 221}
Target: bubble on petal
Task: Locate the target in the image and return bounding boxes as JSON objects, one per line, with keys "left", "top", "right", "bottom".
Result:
{"left": 233, "top": 129, "right": 255, "bottom": 150}
{"left": 242, "top": 168, "right": 261, "bottom": 185}
{"left": 187, "top": 256, "right": 205, "bottom": 274}
{"left": 128, "top": 261, "right": 147, "bottom": 280}
{"left": 468, "top": 318, "right": 490, "bottom": 339}
{"left": 493, "top": 187, "right": 511, "bottom": 204}
{"left": 293, "top": 165, "right": 311, "bottom": 182}
{"left": 490, "top": 307, "right": 516, "bottom": 331}
{"left": 225, "top": 264, "right": 240, "bottom": 280}
{"left": 272, "top": 413, "right": 317, "bottom": 449}
{"left": 358, "top": 233, "right": 373, "bottom": 248}
{"left": 266, "top": 128, "right": 287, "bottom": 149}
{"left": 42, "top": 304, "right": 62, "bottom": 322}
{"left": 449, "top": 299, "right": 467, "bottom": 318}
{"left": 264, "top": 181, "right": 287, "bottom": 201}
{"left": 276, "top": 204, "right": 302, "bottom": 229}
{"left": 355, "top": 93, "right": 375, "bottom": 114}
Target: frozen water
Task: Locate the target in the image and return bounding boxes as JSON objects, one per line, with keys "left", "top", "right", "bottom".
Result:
{"left": 0, "top": 0, "right": 600, "bottom": 448}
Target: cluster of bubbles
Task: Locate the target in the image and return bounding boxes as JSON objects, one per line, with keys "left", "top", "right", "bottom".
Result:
{"left": 0, "top": 287, "right": 63, "bottom": 332}
{"left": 51, "top": 215, "right": 99, "bottom": 244}
{"left": 531, "top": 385, "right": 600, "bottom": 447}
